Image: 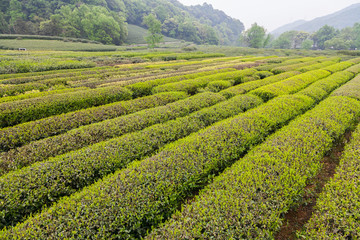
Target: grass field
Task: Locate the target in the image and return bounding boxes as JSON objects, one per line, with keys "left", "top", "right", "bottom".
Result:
{"left": 0, "top": 26, "right": 183, "bottom": 51}
{"left": 0, "top": 39, "right": 118, "bottom": 51}
{"left": 126, "top": 24, "right": 182, "bottom": 45}
{"left": 0, "top": 49, "right": 360, "bottom": 239}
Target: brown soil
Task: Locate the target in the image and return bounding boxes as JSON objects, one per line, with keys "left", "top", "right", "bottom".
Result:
{"left": 275, "top": 130, "right": 353, "bottom": 240}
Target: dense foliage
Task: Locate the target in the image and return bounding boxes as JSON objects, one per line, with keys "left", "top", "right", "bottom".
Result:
{"left": 0, "top": 0, "right": 244, "bottom": 45}
{"left": 271, "top": 23, "right": 360, "bottom": 50}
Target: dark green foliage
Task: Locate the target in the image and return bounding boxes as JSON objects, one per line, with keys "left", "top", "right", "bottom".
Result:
{"left": 0, "top": 94, "right": 262, "bottom": 230}
{"left": 0, "top": 86, "right": 132, "bottom": 128}
{"left": 0, "top": 93, "right": 315, "bottom": 239}
{"left": 0, "top": 92, "right": 187, "bottom": 152}
{"left": 0, "top": 93, "right": 224, "bottom": 173}
{"left": 143, "top": 14, "right": 163, "bottom": 48}
{"left": 149, "top": 96, "right": 360, "bottom": 239}
{"left": 239, "top": 23, "right": 268, "bottom": 48}
{"left": 0, "top": 0, "right": 244, "bottom": 45}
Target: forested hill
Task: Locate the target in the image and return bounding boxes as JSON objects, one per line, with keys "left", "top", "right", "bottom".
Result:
{"left": 0, "top": 0, "right": 244, "bottom": 45}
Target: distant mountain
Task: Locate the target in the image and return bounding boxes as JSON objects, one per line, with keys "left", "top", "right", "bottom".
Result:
{"left": 272, "top": 3, "right": 360, "bottom": 35}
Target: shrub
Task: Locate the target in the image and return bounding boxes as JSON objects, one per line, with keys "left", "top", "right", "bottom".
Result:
{"left": 148, "top": 96, "right": 360, "bottom": 239}
{"left": 153, "top": 68, "right": 258, "bottom": 95}
{"left": 250, "top": 69, "right": 331, "bottom": 101}
{"left": 126, "top": 68, "right": 235, "bottom": 98}
{"left": 0, "top": 94, "right": 262, "bottom": 229}
{"left": 0, "top": 93, "right": 224, "bottom": 172}
{"left": 204, "top": 80, "right": 233, "bottom": 92}
{"left": 220, "top": 71, "right": 300, "bottom": 99}
{"left": 302, "top": 123, "right": 360, "bottom": 239}
{"left": 321, "top": 61, "right": 354, "bottom": 73}
{"left": 0, "top": 86, "right": 133, "bottom": 128}
{"left": 0, "top": 92, "right": 187, "bottom": 152}
{"left": 331, "top": 74, "right": 360, "bottom": 101}
{"left": 297, "top": 71, "right": 354, "bottom": 102}
{"left": 0, "top": 94, "right": 315, "bottom": 238}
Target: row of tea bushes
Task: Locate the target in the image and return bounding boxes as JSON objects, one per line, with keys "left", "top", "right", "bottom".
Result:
{"left": 250, "top": 69, "right": 331, "bottom": 101}
{"left": 0, "top": 94, "right": 316, "bottom": 238}
{"left": 126, "top": 68, "right": 235, "bottom": 98}
{"left": 0, "top": 59, "right": 95, "bottom": 74}
{"left": 152, "top": 68, "right": 258, "bottom": 95}
{"left": 322, "top": 61, "right": 354, "bottom": 73}
{"left": 297, "top": 71, "right": 355, "bottom": 102}
{"left": 331, "top": 74, "right": 360, "bottom": 100}
{"left": 0, "top": 94, "right": 263, "bottom": 229}
{"left": 0, "top": 87, "right": 89, "bottom": 103}
{"left": 297, "top": 60, "right": 337, "bottom": 72}
{"left": 0, "top": 86, "right": 133, "bottom": 128}
{"left": 302, "top": 122, "right": 360, "bottom": 239}
{"left": 219, "top": 71, "right": 300, "bottom": 99}
{"left": 149, "top": 95, "right": 360, "bottom": 239}
{"left": 271, "top": 60, "right": 323, "bottom": 74}
{"left": 0, "top": 92, "right": 187, "bottom": 152}
{"left": 0, "top": 93, "right": 223, "bottom": 173}
{"left": 346, "top": 63, "right": 360, "bottom": 74}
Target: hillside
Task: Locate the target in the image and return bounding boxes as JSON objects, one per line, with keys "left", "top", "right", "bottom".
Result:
{"left": 272, "top": 3, "right": 360, "bottom": 35}
{"left": 0, "top": 0, "right": 244, "bottom": 46}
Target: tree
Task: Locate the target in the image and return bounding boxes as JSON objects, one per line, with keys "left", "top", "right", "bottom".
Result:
{"left": 301, "top": 39, "right": 313, "bottom": 50}
{"left": 312, "top": 25, "right": 338, "bottom": 50}
{"left": 143, "top": 14, "right": 163, "bottom": 48}
{"left": 240, "top": 23, "right": 267, "bottom": 48}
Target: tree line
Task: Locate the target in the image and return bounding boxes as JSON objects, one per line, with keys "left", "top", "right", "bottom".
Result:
{"left": 240, "top": 22, "right": 360, "bottom": 50}
{"left": 0, "top": 0, "right": 244, "bottom": 46}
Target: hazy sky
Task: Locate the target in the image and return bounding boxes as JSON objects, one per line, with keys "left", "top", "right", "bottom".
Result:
{"left": 177, "top": 0, "right": 360, "bottom": 31}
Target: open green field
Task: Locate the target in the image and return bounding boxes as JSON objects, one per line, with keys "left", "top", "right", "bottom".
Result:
{"left": 126, "top": 24, "right": 182, "bottom": 45}
{"left": 0, "top": 39, "right": 119, "bottom": 51}
{"left": 0, "top": 49, "right": 360, "bottom": 239}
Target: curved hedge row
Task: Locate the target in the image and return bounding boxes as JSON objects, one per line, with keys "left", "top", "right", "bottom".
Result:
{"left": 0, "top": 82, "right": 49, "bottom": 97}
{"left": 297, "top": 60, "right": 337, "bottom": 72}
{"left": 126, "top": 68, "right": 235, "bottom": 98}
{"left": 271, "top": 60, "right": 321, "bottom": 74}
{"left": 0, "top": 92, "right": 224, "bottom": 173}
{"left": 153, "top": 68, "right": 258, "bottom": 94}
{"left": 0, "top": 86, "right": 133, "bottom": 128}
{"left": 0, "top": 94, "right": 263, "bottom": 229}
{"left": 0, "top": 92, "right": 187, "bottom": 152}
{"left": 0, "top": 94, "right": 316, "bottom": 239}
{"left": 298, "top": 71, "right": 354, "bottom": 102}
{"left": 331, "top": 74, "right": 360, "bottom": 100}
{"left": 148, "top": 96, "right": 360, "bottom": 239}
{"left": 250, "top": 69, "right": 331, "bottom": 101}
{"left": 200, "top": 80, "right": 233, "bottom": 93}
{"left": 322, "top": 61, "right": 354, "bottom": 73}
{"left": 0, "top": 87, "right": 89, "bottom": 104}
{"left": 219, "top": 71, "right": 300, "bottom": 99}
{"left": 340, "top": 63, "right": 360, "bottom": 75}
{"left": 302, "top": 123, "right": 360, "bottom": 239}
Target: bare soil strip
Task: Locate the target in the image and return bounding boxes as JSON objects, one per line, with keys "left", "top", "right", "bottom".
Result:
{"left": 275, "top": 129, "right": 354, "bottom": 240}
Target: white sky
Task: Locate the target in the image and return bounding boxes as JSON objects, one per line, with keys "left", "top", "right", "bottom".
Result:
{"left": 177, "top": 0, "right": 360, "bottom": 31}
